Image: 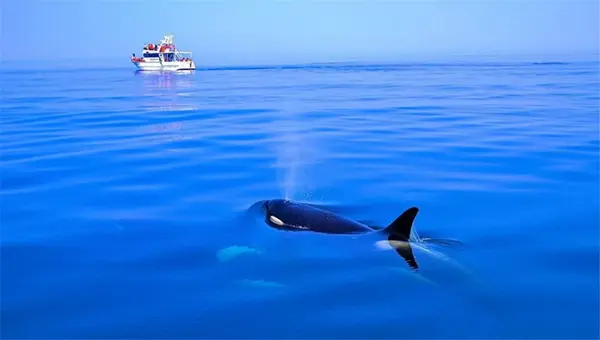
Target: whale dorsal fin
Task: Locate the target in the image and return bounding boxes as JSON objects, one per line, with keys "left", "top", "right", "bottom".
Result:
{"left": 382, "top": 207, "right": 419, "bottom": 240}
{"left": 382, "top": 207, "right": 420, "bottom": 270}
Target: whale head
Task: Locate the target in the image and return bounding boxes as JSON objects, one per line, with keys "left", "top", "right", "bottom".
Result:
{"left": 263, "top": 199, "right": 311, "bottom": 231}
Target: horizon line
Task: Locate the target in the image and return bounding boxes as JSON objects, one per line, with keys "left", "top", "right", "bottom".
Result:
{"left": 1, "top": 52, "right": 598, "bottom": 71}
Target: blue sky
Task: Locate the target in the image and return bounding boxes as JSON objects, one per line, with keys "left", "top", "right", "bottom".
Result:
{"left": 3, "top": 0, "right": 599, "bottom": 65}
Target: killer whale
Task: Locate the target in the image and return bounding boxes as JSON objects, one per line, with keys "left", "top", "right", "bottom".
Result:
{"left": 261, "top": 199, "right": 420, "bottom": 270}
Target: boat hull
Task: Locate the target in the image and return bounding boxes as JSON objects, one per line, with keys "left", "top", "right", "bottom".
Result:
{"left": 132, "top": 60, "right": 196, "bottom": 71}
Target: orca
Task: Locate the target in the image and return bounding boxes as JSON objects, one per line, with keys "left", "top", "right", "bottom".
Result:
{"left": 261, "top": 199, "right": 421, "bottom": 270}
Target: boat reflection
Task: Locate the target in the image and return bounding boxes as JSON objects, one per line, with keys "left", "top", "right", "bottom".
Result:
{"left": 132, "top": 70, "right": 199, "bottom": 149}
{"left": 133, "top": 69, "right": 196, "bottom": 91}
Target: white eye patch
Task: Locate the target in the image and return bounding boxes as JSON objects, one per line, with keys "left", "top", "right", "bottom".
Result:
{"left": 269, "top": 215, "right": 284, "bottom": 226}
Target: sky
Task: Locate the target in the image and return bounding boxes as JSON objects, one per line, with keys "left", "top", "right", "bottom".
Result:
{"left": 3, "top": 0, "right": 599, "bottom": 65}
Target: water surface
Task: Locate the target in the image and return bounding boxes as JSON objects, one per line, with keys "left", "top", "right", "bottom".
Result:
{"left": 1, "top": 61, "right": 598, "bottom": 339}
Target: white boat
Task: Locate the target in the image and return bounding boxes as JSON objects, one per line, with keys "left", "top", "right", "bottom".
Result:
{"left": 131, "top": 34, "right": 196, "bottom": 71}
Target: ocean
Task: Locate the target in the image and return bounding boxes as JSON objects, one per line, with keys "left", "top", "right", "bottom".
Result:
{"left": 1, "top": 60, "right": 598, "bottom": 339}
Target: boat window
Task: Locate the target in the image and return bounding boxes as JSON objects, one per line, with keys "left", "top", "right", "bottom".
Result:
{"left": 143, "top": 53, "right": 159, "bottom": 58}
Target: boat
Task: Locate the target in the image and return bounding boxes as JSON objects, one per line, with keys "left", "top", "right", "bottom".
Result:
{"left": 131, "top": 34, "right": 196, "bottom": 71}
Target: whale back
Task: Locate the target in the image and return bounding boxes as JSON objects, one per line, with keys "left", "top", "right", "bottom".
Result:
{"left": 265, "top": 199, "right": 374, "bottom": 234}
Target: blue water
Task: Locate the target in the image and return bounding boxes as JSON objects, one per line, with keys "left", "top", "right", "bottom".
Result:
{"left": 1, "top": 60, "right": 598, "bottom": 339}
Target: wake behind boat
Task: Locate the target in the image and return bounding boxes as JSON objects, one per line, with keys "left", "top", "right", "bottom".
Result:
{"left": 131, "top": 34, "right": 196, "bottom": 71}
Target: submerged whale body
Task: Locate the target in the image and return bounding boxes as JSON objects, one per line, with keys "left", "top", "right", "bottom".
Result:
{"left": 261, "top": 199, "right": 421, "bottom": 270}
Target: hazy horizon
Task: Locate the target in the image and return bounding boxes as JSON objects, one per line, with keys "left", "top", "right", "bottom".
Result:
{"left": 2, "top": 51, "right": 599, "bottom": 71}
